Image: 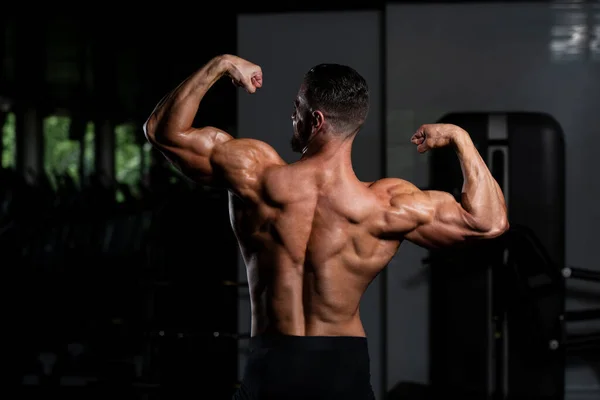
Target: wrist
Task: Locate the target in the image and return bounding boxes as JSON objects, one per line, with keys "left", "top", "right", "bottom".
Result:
{"left": 214, "top": 54, "right": 234, "bottom": 75}
{"left": 450, "top": 127, "right": 472, "bottom": 151}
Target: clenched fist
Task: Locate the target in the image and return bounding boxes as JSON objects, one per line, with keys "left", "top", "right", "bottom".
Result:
{"left": 410, "top": 123, "right": 464, "bottom": 153}
{"left": 222, "top": 55, "right": 263, "bottom": 94}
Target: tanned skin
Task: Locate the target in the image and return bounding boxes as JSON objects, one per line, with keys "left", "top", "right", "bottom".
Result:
{"left": 143, "top": 54, "right": 509, "bottom": 337}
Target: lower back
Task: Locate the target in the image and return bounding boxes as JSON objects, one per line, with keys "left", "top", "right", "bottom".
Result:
{"left": 252, "top": 309, "right": 367, "bottom": 337}
{"left": 249, "top": 258, "right": 370, "bottom": 337}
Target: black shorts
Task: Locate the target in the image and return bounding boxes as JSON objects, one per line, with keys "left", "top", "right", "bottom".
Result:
{"left": 233, "top": 334, "right": 376, "bottom": 400}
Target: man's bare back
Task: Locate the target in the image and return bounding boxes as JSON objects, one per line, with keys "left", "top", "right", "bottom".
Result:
{"left": 231, "top": 153, "right": 404, "bottom": 338}
{"left": 143, "top": 54, "right": 508, "bottom": 399}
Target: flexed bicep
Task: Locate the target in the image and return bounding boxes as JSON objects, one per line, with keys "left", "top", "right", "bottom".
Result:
{"left": 150, "top": 126, "right": 234, "bottom": 185}
{"left": 402, "top": 191, "right": 489, "bottom": 248}
{"left": 375, "top": 179, "right": 505, "bottom": 250}
{"left": 142, "top": 54, "right": 266, "bottom": 188}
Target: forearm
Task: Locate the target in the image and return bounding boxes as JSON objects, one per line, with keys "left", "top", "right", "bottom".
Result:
{"left": 453, "top": 129, "right": 508, "bottom": 232}
{"left": 144, "top": 55, "right": 231, "bottom": 144}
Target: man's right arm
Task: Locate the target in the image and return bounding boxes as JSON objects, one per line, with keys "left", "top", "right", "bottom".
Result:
{"left": 377, "top": 124, "right": 509, "bottom": 249}
{"left": 142, "top": 55, "right": 283, "bottom": 200}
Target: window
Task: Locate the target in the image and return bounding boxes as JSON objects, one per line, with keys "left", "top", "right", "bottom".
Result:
{"left": 115, "top": 123, "right": 151, "bottom": 200}
{"left": 43, "top": 115, "right": 79, "bottom": 186}
{"left": 83, "top": 121, "right": 95, "bottom": 179}
{"left": 1, "top": 112, "right": 16, "bottom": 169}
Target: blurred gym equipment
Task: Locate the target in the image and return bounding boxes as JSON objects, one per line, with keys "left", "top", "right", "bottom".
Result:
{"left": 2, "top": 166, "right": 240, "bottom": 399}
{"left": 428, "top": 112, "right": 570, "bottom": 400}
{"left": 561, "top": 266, "right": 600, "bottom": 353}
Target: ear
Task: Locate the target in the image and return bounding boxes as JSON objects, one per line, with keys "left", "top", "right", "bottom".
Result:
{"left": 311, "top": 110, "right": 325, "bottom": 130}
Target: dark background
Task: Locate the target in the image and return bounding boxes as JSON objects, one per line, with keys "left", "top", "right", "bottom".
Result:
{"left": 2, "top": 2, "right": 599, "bottom": 400}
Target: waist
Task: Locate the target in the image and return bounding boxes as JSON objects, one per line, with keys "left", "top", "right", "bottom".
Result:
{"left": 243, "top": 333, "right": 374, "bottom": 397}
{"left": 249, "top": 333, "right": 368, "bottom": 351}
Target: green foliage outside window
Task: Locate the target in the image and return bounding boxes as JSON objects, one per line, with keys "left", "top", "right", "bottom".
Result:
{"left": 115, "top": 123, "right": 142, "bottom": 188}
{"left": 83, "top": 122, "right": 95, "bottom": 178}
{"left": 43, "top": 116, "right": 79, "bottom": 186}
{"left": 6, "top": 115, "right": 150, "bottom": 199}
{"left": 115, "top": 123, "right": 152, "bottom": 200}
{"left": 43, "top": 116, "right": 95, "bottom": 188}
{"left": 2, "top": 112, "right": 16, "bottom": 169}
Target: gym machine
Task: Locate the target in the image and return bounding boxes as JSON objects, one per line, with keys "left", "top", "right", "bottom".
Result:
{"left": 428, "top": 112, "right": 567, "bottom": 400}
{"left": 560, "top": 266, "right": 600, "bottom": 353}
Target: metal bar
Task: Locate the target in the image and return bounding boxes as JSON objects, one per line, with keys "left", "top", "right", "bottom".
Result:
{"left": 379, "top": 4, "right": 389, "bottom": 396}
{"left": 565, "top": 332, "right": 600, "bottom": 351}
{"left": 565, "top": 308, "right": 600, "bottom": 322}
{"left": 562, "top": 267, "right": 600, "bottom": 282}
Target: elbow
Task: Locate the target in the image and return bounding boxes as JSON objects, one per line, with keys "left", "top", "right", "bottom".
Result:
{"left": 484, "top": 215, "right": 510, "bottom": 239}
{"left": 142, "top": 116, "right": 156, "bottom": 144}
{"left": 143, "top": 114, "right": 182, "bottom": 147}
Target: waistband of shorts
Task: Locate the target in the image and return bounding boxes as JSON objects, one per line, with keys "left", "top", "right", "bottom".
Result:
{"left": 249, "top": 333, "right": 368, "bottom": 351}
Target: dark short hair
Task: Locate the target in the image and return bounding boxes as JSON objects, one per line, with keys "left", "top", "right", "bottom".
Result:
{"left": 302, "top": 63, "right": 369, "bottom": 133}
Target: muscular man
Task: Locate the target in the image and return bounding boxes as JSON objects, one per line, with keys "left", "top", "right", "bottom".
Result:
{"left": 143, "top": 54, "right": 509, "bottom": 400}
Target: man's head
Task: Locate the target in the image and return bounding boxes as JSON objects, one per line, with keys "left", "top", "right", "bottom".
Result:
{"left": 291, "top": 64, "right": 369, "bottom": 153}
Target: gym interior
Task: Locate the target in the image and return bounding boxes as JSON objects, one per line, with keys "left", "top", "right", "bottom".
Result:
{"left": 3, "top": 2, "right": 599, "bottom": 399}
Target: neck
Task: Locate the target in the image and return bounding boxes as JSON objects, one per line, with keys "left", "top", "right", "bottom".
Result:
{"left": 300, "top": 132, "right": 355, "bottom": 168}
